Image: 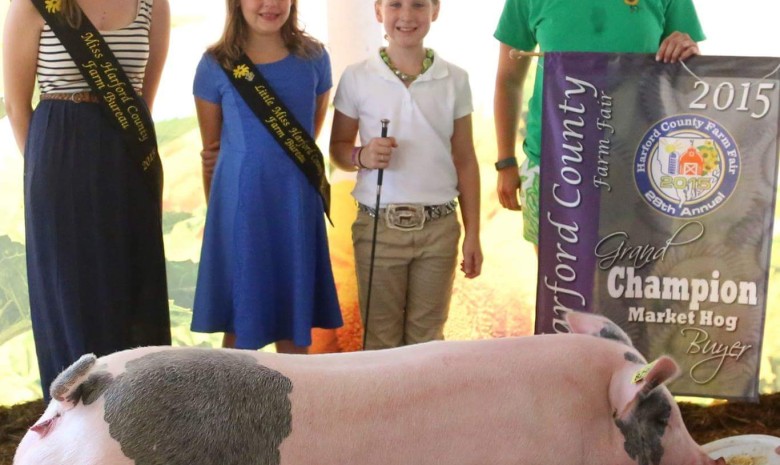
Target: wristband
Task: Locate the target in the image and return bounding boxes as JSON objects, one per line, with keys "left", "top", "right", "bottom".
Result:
{"left": 494, "top": 156, "right": 518, "bottom": 171}
{"left": 357, "top": 147, "right": 368, "bottom": 169}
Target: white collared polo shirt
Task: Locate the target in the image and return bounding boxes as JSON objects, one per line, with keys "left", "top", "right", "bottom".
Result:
{"left": 333, "top": 49, "right": 473, "bottom": 207}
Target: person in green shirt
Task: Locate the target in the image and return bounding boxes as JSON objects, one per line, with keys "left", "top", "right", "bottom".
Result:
{"left": 493, "top": 0, "right": 705, "bottom": 245}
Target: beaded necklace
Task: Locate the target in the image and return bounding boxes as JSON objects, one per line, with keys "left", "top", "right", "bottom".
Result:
{"left": 380, "top": 47, "right": 435, "bottom": 83}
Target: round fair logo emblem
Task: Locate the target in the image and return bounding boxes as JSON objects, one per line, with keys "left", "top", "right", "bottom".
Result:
{"left": 634, "top": 114, "right": 739, "bottom": 218}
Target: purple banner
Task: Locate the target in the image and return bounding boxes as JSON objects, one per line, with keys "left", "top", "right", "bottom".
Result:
{"left": 536, "top": 52, "right": 780, "bottom": 401}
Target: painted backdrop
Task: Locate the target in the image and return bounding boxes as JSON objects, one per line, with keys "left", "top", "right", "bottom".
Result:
{"left": 0, "top": 0, "right": 778, "bottom": 404}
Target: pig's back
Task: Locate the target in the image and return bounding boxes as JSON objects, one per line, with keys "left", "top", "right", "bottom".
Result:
{"left": 84, "top": 336, "right": 635, "bottom": 465}
{"left": 273, "top": 335, "right": 637, "bottom": 465}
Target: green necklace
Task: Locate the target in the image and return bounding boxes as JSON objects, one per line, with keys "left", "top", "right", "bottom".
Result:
{"left": 380, "top": 48, "right": 434, "bottom": 83}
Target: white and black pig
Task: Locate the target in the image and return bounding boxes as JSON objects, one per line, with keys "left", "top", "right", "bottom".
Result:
{"left": 14, "top": 312, "right": 726, "bottom": 465}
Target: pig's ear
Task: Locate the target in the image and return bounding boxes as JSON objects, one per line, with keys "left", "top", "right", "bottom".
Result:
{"left": 565, "top": 311, "right": 634, "bottom": 347}
{"left": 50, "top": 354, "right": 97, "bottom": 409}
{"left": 611, "top": 355, "right": 680, "bottom": 422}
{"left": 611, "top": 357, "right": 682, "bottom": 465}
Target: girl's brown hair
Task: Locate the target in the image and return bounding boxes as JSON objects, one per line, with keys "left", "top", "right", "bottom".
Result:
{"left": 58, "top": 0, "right": 85, "bottom": 29}
{"left": 209, "top": 0, "right": 324, "bottom": 69}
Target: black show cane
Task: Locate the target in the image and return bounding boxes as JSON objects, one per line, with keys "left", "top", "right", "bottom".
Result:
{"left": 362, "top": 118, "right": 389, "bottom": 350}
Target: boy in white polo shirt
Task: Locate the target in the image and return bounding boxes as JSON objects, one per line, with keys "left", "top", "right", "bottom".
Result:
{"left": 329, "top": 0, "right": 482, "bottom": 349}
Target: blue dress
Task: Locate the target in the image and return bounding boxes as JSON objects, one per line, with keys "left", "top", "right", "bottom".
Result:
{"left": 191, "top": 51, "right": 342, "bottom": 348}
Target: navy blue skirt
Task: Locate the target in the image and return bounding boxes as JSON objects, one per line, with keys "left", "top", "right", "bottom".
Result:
{"left": 24, "top": 100, "right": 170, "bottom": 400}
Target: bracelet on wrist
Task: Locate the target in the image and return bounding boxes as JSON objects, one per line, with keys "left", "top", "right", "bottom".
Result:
{"left": 357, "top": 147, "right": 368, "bottom": 169}
{"left": 494, "top": 156, "right": 518, "bottom": 171}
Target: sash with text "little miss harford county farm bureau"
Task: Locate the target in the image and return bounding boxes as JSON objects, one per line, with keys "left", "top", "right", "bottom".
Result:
{"left": 223, "top": 53, "right": 331, "bottom": 223}
{"left": 30, "top": 0, "right": 163, "bottom": 210}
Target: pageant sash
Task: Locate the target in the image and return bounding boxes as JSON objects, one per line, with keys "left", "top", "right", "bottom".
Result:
{"left": 30, "top": 0, "right": 163, "bottom": 207}
{"left": 222, "top": 53, "right": 331, "bottom": 221}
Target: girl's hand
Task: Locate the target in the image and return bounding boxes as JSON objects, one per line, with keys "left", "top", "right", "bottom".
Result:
{"left": 201, "top": 145, "right": 220, "bottom": 173}
{"left": 656, "top": 31, "right": 699, "bottom": 63}
{"left": 460, "top": 235, "right": 483, "bottom": 279}
{"left": 199, "top": 140, "right": 220, "bottom": 202}
{"left": 360, "top": 136, "right": 397, "bottom": 169}
{"left": 497, "top": 168, "right": 522, "bottom": 211}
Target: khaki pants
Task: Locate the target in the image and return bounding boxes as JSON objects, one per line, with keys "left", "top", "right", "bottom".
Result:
{"left": 352, "top": 210, "right": 460, "bottom": 350}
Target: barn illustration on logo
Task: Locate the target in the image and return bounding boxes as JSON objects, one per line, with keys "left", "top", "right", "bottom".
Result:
{"left": 634, "top": 114, "right": 740, "bottom": 218}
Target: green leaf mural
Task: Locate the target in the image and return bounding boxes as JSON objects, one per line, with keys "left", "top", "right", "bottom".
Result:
{"left": 170, "top": 302, "right": 220, "bottom": 348}
{"left": 155, "top": 117, "right": 197, "bottom": 147}
{"left": 0, "top": 236, "right": 30, "bottom": 346}
{"left": 163, "top": 211, "right": 194, "bottom": 235}
{"left": 167, "top": 259, "right": 198, "bottom": 311}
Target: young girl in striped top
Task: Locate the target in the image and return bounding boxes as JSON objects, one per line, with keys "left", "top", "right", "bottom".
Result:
{"left": 3, "top": 0, "right": 172, "bottom": 400}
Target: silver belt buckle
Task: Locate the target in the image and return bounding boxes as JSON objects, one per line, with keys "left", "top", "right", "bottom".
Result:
{"left": 385, "top": 204, "right": 425, "bottom": 231}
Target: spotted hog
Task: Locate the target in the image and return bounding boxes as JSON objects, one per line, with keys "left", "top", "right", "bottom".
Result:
{"left": 14, "top": 312, "right": 725, "bottom": 465}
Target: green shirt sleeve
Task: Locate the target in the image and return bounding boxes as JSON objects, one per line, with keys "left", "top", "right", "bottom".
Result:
{"left": 662, "top": 0, "right": 706, "bottom": 42}
{"left": 494, "top": 0, "right": 536, "bottom": 51}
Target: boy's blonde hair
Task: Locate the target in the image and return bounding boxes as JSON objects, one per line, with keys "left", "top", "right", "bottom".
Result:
{"left": 209, "top": 0, "right": 324, "bottom": 69}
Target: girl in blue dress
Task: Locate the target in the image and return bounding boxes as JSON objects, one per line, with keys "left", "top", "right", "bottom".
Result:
{"left": 191, "top": 0, "right": 342, "bottom": 354}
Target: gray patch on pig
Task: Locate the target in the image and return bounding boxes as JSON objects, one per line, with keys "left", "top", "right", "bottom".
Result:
{"left": 101, "top": 350, "right": 293, "bottom": 465}
{"left": 615, "top": 389, "right": 671, "bottom": 465}
{"left": 599, "top": 323, "right": 634, "bottom": 347}
{"left": 624, "top": 351, "right": 646, "bottom": 365}
{"left": 69, "top": 371, "right": 115, "bottom": 405}
{"left": 50, "top": 353, "right": 97, "bottom": 402}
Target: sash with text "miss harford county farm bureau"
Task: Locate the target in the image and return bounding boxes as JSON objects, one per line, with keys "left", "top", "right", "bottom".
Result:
{"left": 30, "top": 0, "right": 163, "bottom": 209}
{"left": 223, "top": 53, "right": 331, "bottom": 222}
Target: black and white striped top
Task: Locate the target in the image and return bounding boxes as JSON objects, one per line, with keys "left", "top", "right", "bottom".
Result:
{"left": 36, "top": 0, "right": 153, "bottom": 94}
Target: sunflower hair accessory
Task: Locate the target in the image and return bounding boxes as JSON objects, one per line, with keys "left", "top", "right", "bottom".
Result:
{"left": 624, "top": 0, "right": 639, "bottom": 12}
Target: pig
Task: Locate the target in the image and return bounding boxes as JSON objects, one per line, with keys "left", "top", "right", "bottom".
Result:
{"left": 14, "top": 311, "right": 726, "bottom": 465}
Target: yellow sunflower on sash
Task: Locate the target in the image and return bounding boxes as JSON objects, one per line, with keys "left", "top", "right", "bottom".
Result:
{"left": 45, "top": 0, "right": 62, "bottom": 13}
{"left": 233, "top": 64, "right": 251, "bottom": 80}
